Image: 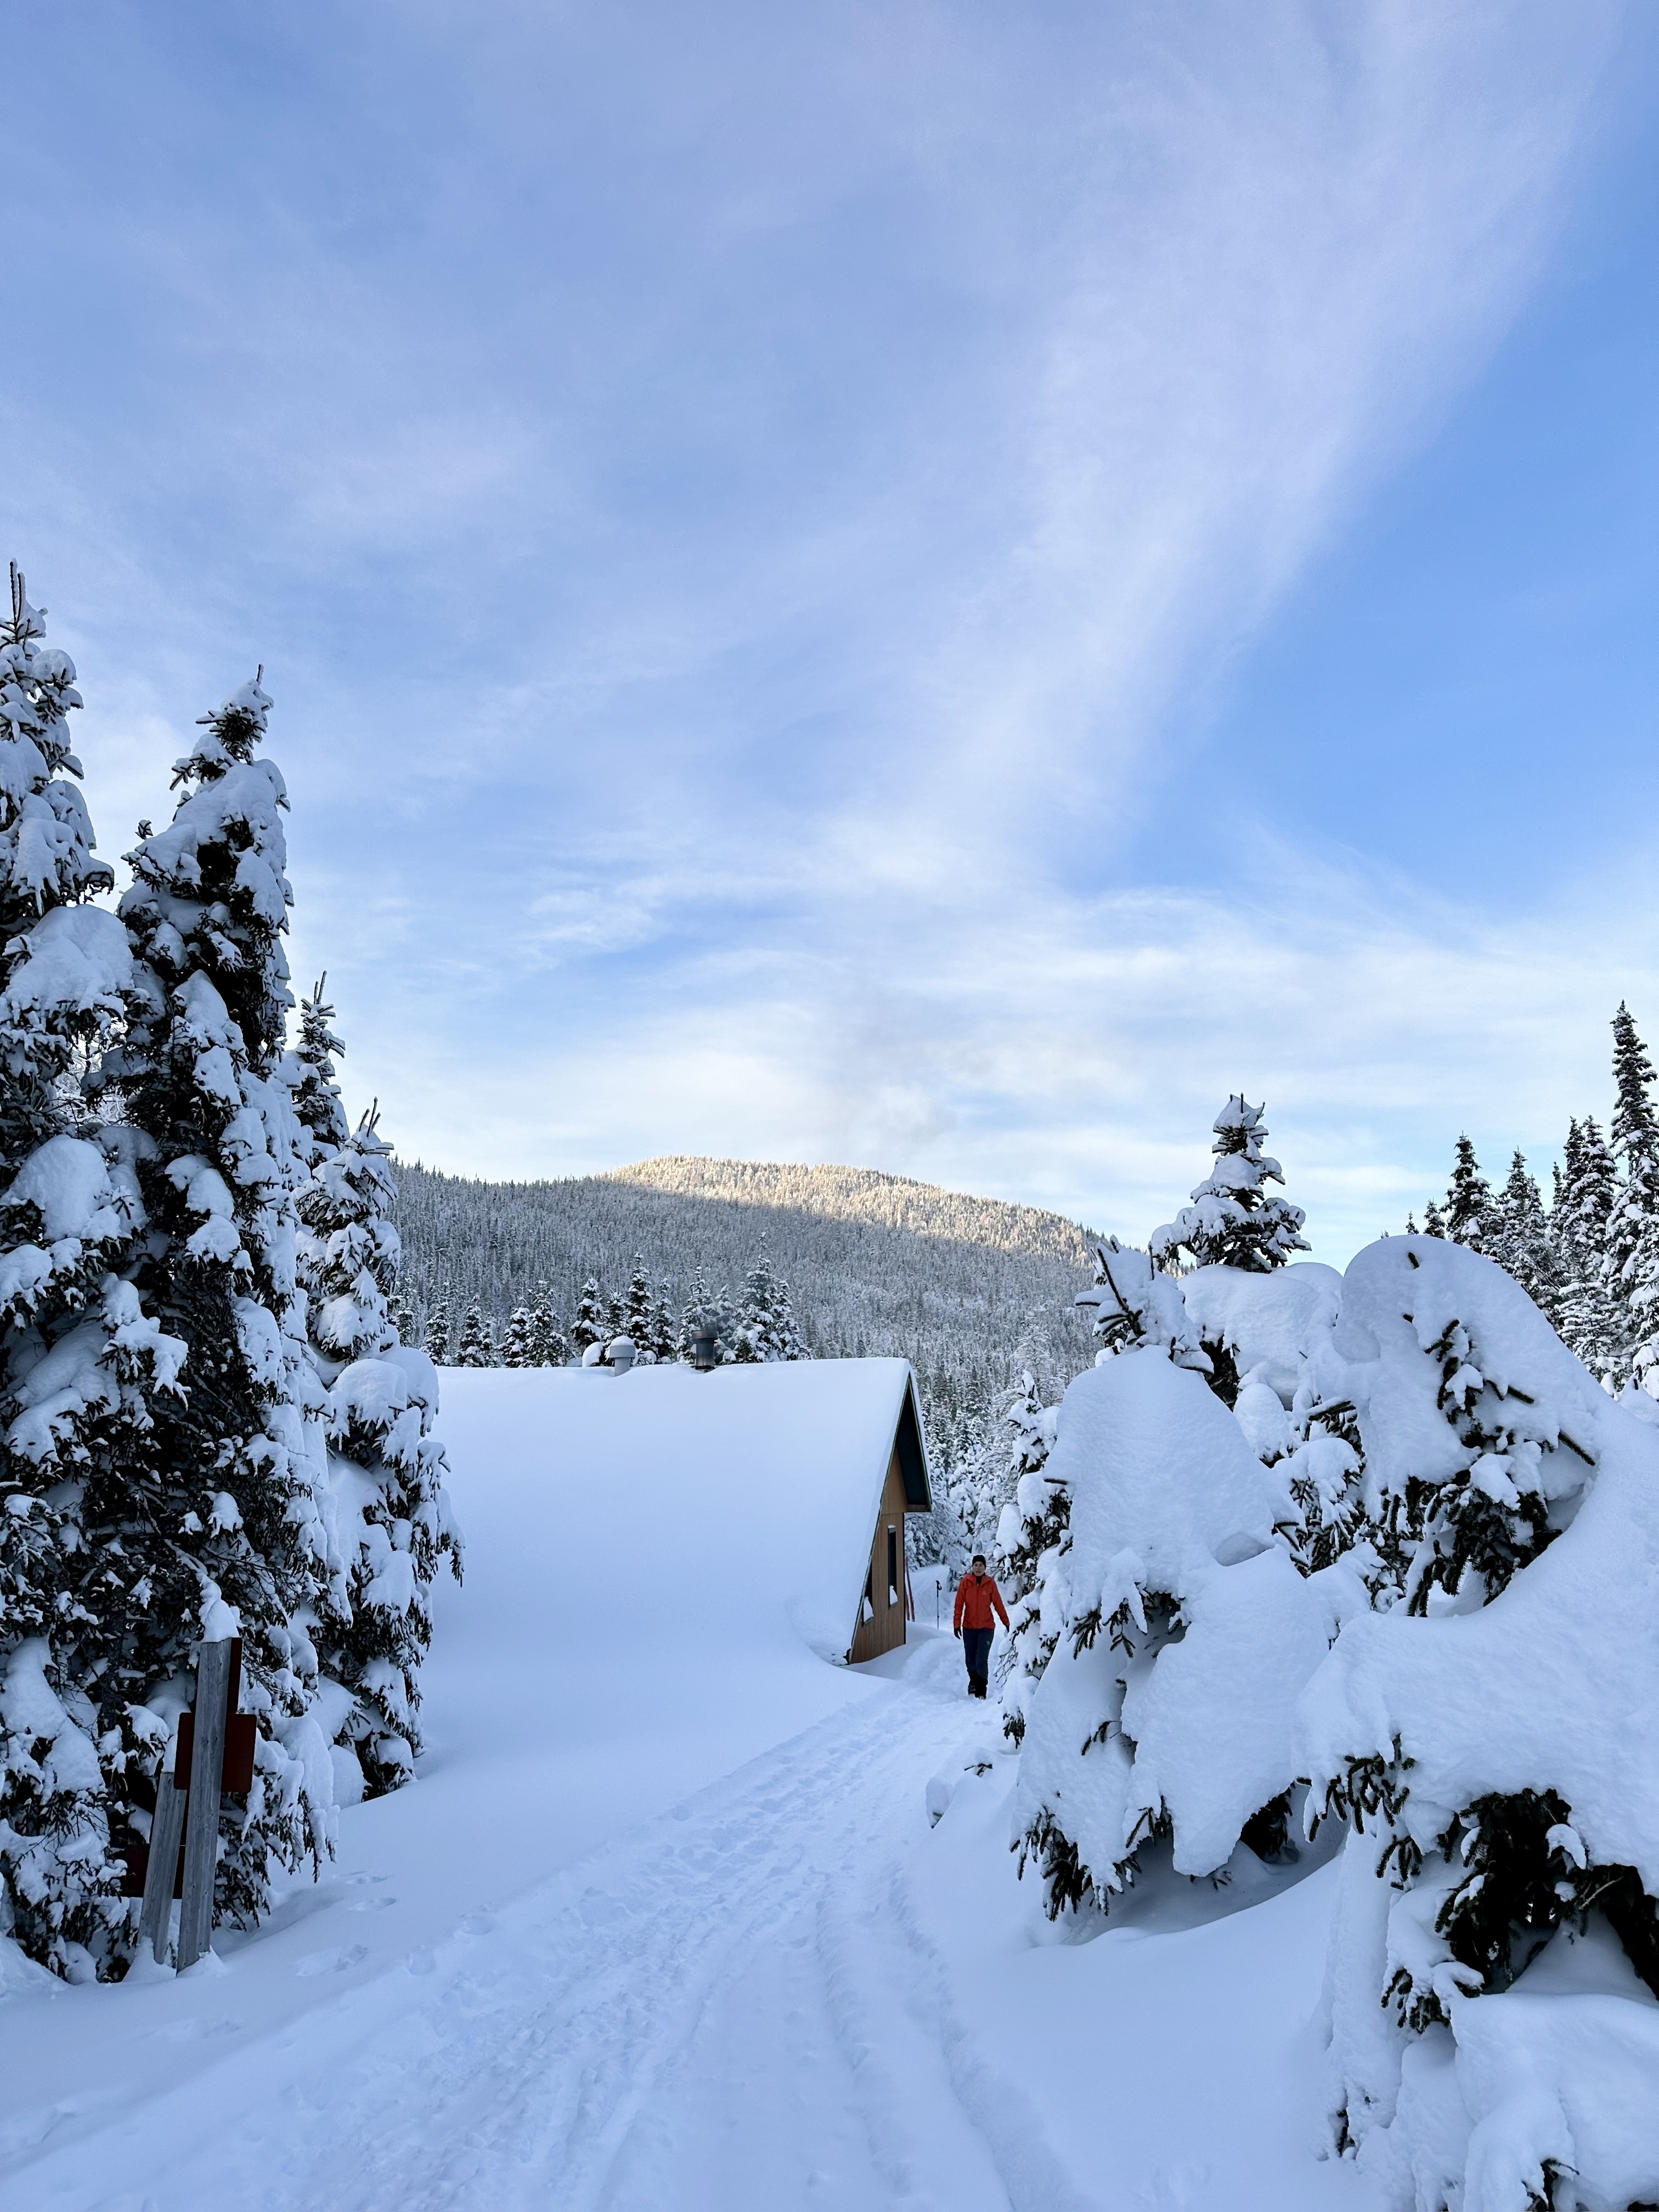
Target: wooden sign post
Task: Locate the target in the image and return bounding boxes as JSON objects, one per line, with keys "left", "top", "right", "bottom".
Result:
{"left": 137, "top": 1636, "right": 250, "bottom": 1970}
{"left": 176, "top": 1637, "right": 235, "bottom": 1971}
{"left": 137, "top": 1764, "right": 187, "bottom": 1964}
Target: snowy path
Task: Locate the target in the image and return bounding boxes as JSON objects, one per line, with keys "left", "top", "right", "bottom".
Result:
{"left": 3, "top": 1639, "right": 1084, "bottom": 2212}
{"left": 0, "top": 1375, "right": 1376, "bottom": 2212}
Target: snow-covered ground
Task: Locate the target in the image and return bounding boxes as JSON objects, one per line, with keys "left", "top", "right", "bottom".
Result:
{"left": 0, "top": 1372, "right": 1378, "bottom": 2212}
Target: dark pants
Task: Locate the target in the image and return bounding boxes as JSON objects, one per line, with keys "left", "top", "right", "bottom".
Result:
{"left": 962, "top": 1625, "right": 992, "bottom": 1694}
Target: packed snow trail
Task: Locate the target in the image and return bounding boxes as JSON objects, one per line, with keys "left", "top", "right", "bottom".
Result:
{"left": 0, "top": 1371, "right": 1375, "bottom": 2212}
{"left": 2, "top": 1645, "right": 1071, "bottom": 2212}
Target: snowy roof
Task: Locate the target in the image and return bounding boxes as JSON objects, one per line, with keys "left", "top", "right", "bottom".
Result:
{"left": 465, "top": 1357, "right": 929, "bottom": 1663}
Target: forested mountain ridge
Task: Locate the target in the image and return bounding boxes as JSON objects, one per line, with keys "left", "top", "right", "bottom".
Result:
{"left": 391, "top": 1154, "right": 1102, "bottom": 1436}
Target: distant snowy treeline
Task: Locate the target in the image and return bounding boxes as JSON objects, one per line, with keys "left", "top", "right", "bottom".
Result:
{"left": 392, "top": 1154, "right": 1098, "bottom": 1440}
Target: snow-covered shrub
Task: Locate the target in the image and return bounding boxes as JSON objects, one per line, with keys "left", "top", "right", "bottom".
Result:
{"left": 1018, "top": 1226, "right": 1659, "bottom": 2207}
{"left": 1074, "top": 1236, "right": 1210, "bottom": 1368}
{"left": 1304, "top": 1365, "right": 1659, "bottom": 2211}
{"left": 1013, "top": 1349, "right": 1359, "bottom": 1915}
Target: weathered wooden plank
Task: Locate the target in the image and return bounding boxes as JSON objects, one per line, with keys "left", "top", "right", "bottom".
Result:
{"left": 176, "top": 1639, "right": 233, "bottom": 1972}
{"left": 138, "top": 1765, "right": 187, "bottom": 1965}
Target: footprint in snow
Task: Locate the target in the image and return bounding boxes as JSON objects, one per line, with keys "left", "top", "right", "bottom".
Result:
{"left": 295, "top": 1943, "right": 368, "bottom": 1977}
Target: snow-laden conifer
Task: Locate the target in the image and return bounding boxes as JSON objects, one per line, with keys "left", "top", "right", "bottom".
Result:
{"left": 0, "top": 570, "right": 160, "bottom": 1976}
{"left": 1443, "top": 1135, "right": 1493, "bottom": 1250}
{"left": 455, "top": 1299, "right": 493, "bottom": 1368}
{"left": 1074, "top": 1237, "right": 1210, "bottom": 1370}
{"left": 501, "top": 1307, "right": 535, "bottom": 1368}
{"left": 288, "top": 981, "right": 460, "bottom": 1801}
{"left": 424, "top": 1290, "right": 451, "bottom": 1364}
{"left": 90, "top": 674, "right": 336, "bottom": 1943}
{"left": 571, "top": 1278, "right": 606, "bottom": 1359}
{"left": 622, "top": 1256, "right": 653, "bottom": 1347}
{"left": 1149, "top": 1096, "right": 1308, "bottom": 1273}
{"left": 1604, "top": 1003, "right": 1659, "bottom": 1389}
{"left": 732, "top": 1241, "right": 808, "bottom": 1363}
{"left": 676, "top": 1266, "right": 723, "bottom": 1363}
{"left": 529, "top": 1294, "right": 568, "bottom": 1367}
{"left": 1488, "top": 1150, "right": 1555, "bottom": 1314}
{"left": 1551, "top": 1116, "right": 1622, "bottom": 1383}
{"left": 646, "top": 1289, "right": 676, "bottom": 1363}
{"left": 1422, "top": 1198, "right": 1448, "bottom": 1238}
{"left": 990, "top": 1375, "right": 1064, "bottom": 1747}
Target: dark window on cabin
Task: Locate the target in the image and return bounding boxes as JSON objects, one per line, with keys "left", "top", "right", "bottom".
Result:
{"left": 887, "top": 1526, "right": 898, "bottom": 1603}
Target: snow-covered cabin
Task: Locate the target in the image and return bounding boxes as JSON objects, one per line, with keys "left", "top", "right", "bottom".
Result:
{"left": 502, "top": 1356, "right": 932, "bottom": 1664}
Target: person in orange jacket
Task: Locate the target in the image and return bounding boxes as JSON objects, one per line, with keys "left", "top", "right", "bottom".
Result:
{"left": 952, "top": 1553, "right": 1009, "bottom": 1700}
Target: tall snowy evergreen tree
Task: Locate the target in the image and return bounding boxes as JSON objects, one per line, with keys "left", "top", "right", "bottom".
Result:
{"left": 529, "top": 1294, "right": 567, "bottom": 1367}
{"left": 455, "top": 1299, "right": 493, "bottom": 1367}
{"left": 1443, "top": 1135, "right": 1493, "bottom": 1251}
{"left": 571, "top": 1278, "right": 606, "bottom": 1358}
{"left": 501, "top": 1307, "right": 535, "bottom": 1368}
{"left": 1604, "top": 1003, "right": 1659, "bottom": 1386}
{"left": 1488, "top": 1151, "right": 1554, "bottom": 1313}
{"left": 647, "top": 1290, "right": 676, "bottom": 1363}
{"left": 732, "top": 1242, "right": 809, "bottom": 1363}
{"left": 87, "top": 674, "right": 336, "bottom": 1950}
{"left": 990, "top": 1376, "right": 1065, "bottom": 1747}
{"left": 424, "top": 1290, "right": 451, "bottom": 1364}
{"left": 1422, "top": 1198, "right": 1448, "bottom": 1239}
{"left": 676, "top": 1266, "right": 723, "bottom": 1363}
{"left": 0, "top": 570, "right": 160, "bottom": 1976}
{"left": 622, "top": 1256, "right": 653, "bottom": 1348}
{"left": 287, "top": 983, "right": 461, "bottom": 1802}
{"left": 1551, "top": 1114, "right": 1620, "bottom": 1379}
{"left": 1149, "top": 1096, "right": 1308, "bottom": 1273}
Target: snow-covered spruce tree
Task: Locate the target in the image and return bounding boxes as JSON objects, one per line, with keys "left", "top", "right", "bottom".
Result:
{"left": 675, "top": 1266, "right": 723, "bottom": 1363}
{"left": 1421, "top": 1198, "right": 1448, "bottom": 1239}
{"left": 455, "top": 1299, "right": 493, "bottom": 1368}
{"left": 622, "top": 1255, "right": 653, "bottom": 1348}
{"left": 287, "top": 984, "right": 460, "bottom": 1802}
{"left": 991, "top": 1374, "right": 1064, "bottom": 1747}
{"left": 1488, "top": 1150, "right": 1556, "bottom": 1317}
{"left": 647, "top": 1289, "right": 677, "bottom": 1363}
{"left": 1604, "top": 1003, "right": 1659, "bottom": 1391}
{"left": 571, "top": 1278, "right": 606, "bottom": 1359}
{"left": 501, "top": 1306, "right": 535, "bottom": 1368}
{"left": 1443, "top": 1135, "right": 1493, "bottom": 1251}
{"left": 1550, "top": 1116, "right": 1619, "bottom": 1381}
{"left": 529, "top": 1294, "right": 567, "bottom": 1367}
{"left": 1149, "top": 1096, "right": 1308, "bottom": 1275}
{"left": 87, "top": 675, "right": 337, "bottom": 1948}
{"left": 0, "top": 569, "right": 162, "bottom": 1977}
{"left": 732, "top": 1241, "right": 809, "bottom": 1363}
{"left": 424, "top": 1290, "right": 451, "bottom": 1364}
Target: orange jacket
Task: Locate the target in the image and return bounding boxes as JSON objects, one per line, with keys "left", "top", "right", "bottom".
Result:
{"left": 953, "top": 1571, "right": 1009, "bottom": 1633}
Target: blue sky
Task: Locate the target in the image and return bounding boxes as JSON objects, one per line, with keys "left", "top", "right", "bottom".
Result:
{"left": 7, "top": 1, "right": 1658, "bottom": 1262}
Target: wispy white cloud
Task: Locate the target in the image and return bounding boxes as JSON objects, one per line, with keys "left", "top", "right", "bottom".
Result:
{"left": 5, "top": 0, "right": 1644, "bottom": 1262}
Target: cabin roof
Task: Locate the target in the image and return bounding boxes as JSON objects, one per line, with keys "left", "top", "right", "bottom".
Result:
{"left": 507, "top": 1357, "right": 930, "bottom": 1663}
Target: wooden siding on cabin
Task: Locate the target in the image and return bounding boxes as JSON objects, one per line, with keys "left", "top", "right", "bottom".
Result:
{"left": 848, "top": 1446, "right": 910, "bottom": 1663}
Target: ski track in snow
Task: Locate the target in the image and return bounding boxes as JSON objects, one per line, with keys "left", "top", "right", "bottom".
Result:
{"left": 6, "top": 1643, "right": 1083, "bottom": 2212}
